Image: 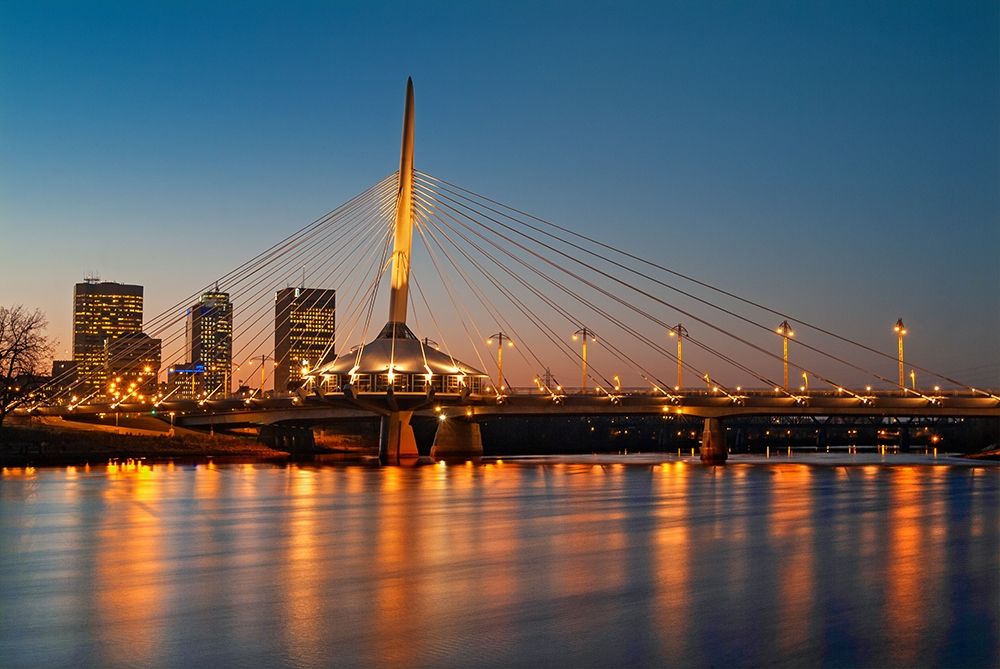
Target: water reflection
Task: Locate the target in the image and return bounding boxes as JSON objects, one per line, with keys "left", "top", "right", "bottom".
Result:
{"left": 0, "top": 459, "right": 997, "bottom": 668}
{"left": 94, "top": 462, "right": 166, "bottom": 666}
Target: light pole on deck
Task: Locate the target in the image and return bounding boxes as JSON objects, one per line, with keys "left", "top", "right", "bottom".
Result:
{"left": 893, "top": 319, "right": 907, "bottom": 391}
{"left": 234, "top": 354, "right": 276, "bottom": 397}
{"left": 668, "top": 324, "right": 687, "bottom": 390}
{"left": 487, "top": 333, "right": 513, "bottom": 393}
{"left": 572, "top": 327, "right": 596, "bottom": 392}
{"left": 776, "top": 320, "right": 794, "bottom": 390}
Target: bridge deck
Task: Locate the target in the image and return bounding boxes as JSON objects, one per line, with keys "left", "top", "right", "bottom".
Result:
{"left": 21, "top": 390, "right": 1000, "bottom": 427}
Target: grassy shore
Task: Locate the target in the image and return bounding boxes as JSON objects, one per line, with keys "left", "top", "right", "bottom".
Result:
{"left": 0, "top": 417, "right": 286, "bottom": 467}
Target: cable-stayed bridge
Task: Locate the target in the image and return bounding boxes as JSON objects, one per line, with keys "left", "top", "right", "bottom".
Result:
{"left": 20, "top": 79, "right": 999, "bottom": 463}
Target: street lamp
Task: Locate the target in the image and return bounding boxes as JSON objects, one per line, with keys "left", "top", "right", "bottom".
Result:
{"left": 893, "top": 318, "right": 907, "bottom": 390}
{"left": 776, "top": 320, "right": 794, "bottom": 389}
{"left": 667, "top": 324, "right": 687, "bottom": 390}
{"left": 910, "top": 369, "right": 916, "bottom": 390}
{"left": 486, "top": 333, "right": 513, "bottom": 392}
{"left": 235, "top": 354, "right": 276, "bottom": 396}
{"left": 801, "top": 371, "right": 809, "bottom": 394}
{"left": 572, "top": 327, "right": 596, "bottom": 392}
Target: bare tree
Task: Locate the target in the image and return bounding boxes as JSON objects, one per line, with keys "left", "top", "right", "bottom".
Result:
{"left": 0, "top": 305, "right": 54, "bottom": 428}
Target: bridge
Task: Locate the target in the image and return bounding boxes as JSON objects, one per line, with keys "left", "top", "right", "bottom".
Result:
{"left": 17, "top": 79, "right": 1000, "bottom": 463}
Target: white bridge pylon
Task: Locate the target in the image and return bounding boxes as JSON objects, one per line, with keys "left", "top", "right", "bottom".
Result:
{"left": 308, "top": 78, "right": 487, "bottom": 464}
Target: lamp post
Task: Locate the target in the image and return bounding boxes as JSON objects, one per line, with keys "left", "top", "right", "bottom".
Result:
{"left": 486, "top": 333, "right": 513, "bottom": 393}
{"left": 801, "top": 371, "right": 809, "bottom": 395}
{"left": 910, "top": 369, "right": 916, "bottom": 390}
{"left": 776, "top": 320, "right": 794, "bottom": 389}
{"left": 893, "top": 318, "right": 907, "bottom": 390}
{"left": 668, "top": 324, "right": 687, "bottom": 390}
{"left": 572, "top": 327, "right": 596, "bottom": 392}
{"left": 235, "top": 355, "right": 275, "bottom": 396}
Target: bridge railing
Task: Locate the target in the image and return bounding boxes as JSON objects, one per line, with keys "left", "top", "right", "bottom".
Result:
{"left": 501, "top": 386, "right": 995, "bottom": 399}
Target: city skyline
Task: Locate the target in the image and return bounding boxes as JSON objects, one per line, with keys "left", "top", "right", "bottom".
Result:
{"left": 1, "top": 1, "right": 997, "bottom": 388}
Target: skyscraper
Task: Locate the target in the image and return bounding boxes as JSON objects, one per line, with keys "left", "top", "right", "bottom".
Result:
{"left": 72, "top": 278, "right": 144, "bottom": 395}
{"left": 107, "top": 332, "right": 161, "bottom": 398}
{"left": 186, "top": 291, "right": 233, "bottom": 397}
{"left": 166, "top": 362, "right": 205, "bottom": 400}
{"left": 274, "top": 287, "right": 336, "bottom": 394}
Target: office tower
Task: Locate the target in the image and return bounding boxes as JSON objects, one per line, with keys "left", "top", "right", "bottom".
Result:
{"left": 50, "top": 360, "right": 77, "bottom": 389}
{"left": 274, "top": 287, "right": 336, "bottom": 394}
{"left": 72, "top": 278, "right": 144, "bottom": 395}
{"left": 166, "top": 362, "right": 205, "bottom": 400}
{"left": 106, "top": 332, "right": 161, "bottom": 398}
{"left": 186, "top": 291, "right": 233, "bottom": 397}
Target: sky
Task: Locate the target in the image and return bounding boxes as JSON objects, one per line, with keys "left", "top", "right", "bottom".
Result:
{"left": 1, "top": 1, "right": 998, "bottom": 388}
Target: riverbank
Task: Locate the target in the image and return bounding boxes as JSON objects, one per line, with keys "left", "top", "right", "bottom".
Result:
{"left": 0, "top": 418, "right": 286, "bottom": 467}
{"left": 2, "top": 415, "right": 997, "bottom": 468}
{"left": 966, "top": 446, "right": 1000, "bottom": 460}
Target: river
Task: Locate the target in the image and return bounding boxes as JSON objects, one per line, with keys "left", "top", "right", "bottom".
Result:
{"left": 1, "top": 454, "right": 997, "bottom": 668}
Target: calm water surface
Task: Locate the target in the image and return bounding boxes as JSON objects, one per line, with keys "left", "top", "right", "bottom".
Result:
{"left": 1, "top": 455, "right": 998, "bottom": 668}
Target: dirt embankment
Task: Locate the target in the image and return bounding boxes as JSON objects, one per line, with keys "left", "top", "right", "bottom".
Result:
{"left": 0, "top": 416, "right": 286, "bottom": 467}
{"left": 965, "top": 446, "right": 1000, "bottom": 461}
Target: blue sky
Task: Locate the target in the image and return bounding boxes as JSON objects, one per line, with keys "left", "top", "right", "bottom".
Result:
{"left": 1, "top": 1, "right": 997, "bottom": 386}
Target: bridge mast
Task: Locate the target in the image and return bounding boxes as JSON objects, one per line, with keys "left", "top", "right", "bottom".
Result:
{"left": 388, "top": 77, "right": 416, "bottom": 325}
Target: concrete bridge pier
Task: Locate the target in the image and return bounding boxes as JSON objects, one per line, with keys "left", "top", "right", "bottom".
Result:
{"left": 700, "top": 417, "right": 727, "bottom": 464}
{"left": 430, "top": 418, "right": 483, "bottom": 460}
{"left": 379, "top": 411, "right": 419, "bottom": 465}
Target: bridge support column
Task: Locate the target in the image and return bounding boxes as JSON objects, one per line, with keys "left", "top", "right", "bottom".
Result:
{"left": 900, "top": 425, "right": 911, "bottom": 453}
{"left": 379, "top": 411, "right": 419, "bottom": 465}
{"left": 700, "top": 417, "right": 727, "bottom": 464}
{"left": 430, "top": 419, "right": 483, "bottom": 460}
